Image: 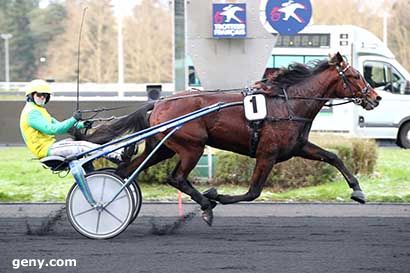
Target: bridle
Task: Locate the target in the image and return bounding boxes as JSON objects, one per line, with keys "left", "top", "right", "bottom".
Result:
{"left": 266, "top": 62, "right": 375, "bottom": 123}
{"left": 336, "top": 64, "right": 371, "bottom": 106}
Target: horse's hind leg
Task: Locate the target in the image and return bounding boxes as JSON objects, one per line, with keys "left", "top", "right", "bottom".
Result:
{"left": 167, "top": 148, "right": 217, "bottom": 226}
{"left": 296, "top": 141, "right": 365, "bottom": 203}
{"left": 205, "top": 156, "right": 275, "bottom": 204}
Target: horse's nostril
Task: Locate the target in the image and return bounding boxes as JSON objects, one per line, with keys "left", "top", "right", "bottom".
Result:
{"left": 376, "top": 96, "right": 382, "bottom": 101}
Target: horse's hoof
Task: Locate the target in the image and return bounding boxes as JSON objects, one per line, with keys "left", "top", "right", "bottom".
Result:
{"left": 201, "top": 209, "right": 214, "bottom": 226}
{"left": 203, "top": 187, "right": 218, "bottom": 200}
{"left": 351, "top": 190, "right": 366, "bottom": 204}
{"left": 210, "top": 200, "right": 217, "bottom": 209}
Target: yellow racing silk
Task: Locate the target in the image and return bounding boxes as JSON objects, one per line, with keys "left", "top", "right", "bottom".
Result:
{"left": 19, "top": 102, "right": 77, "bottom": 158}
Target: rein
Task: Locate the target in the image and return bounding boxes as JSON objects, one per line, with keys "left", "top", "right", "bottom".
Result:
{"left": 267, "top": 64, "right": 365, "bottom": 124}
{"left": 158, "top": 88, "right": 244, "bottom": 102}
{"left": 276, "top": 94, "right": 355, "bottom": 107}
{"left": 78, "top": 105, "right": 135, "bottom": 124}
{"left": 80, "top": 105, "right": 136, "bottom": 113}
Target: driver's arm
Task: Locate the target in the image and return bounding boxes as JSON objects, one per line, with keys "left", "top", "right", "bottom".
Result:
{"left": 28, "top": 110, "right": 77, "bottom": 135}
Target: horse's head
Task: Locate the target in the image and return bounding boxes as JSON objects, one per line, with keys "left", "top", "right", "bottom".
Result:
{"left": 329, "top": 52, "right": 381, "bottom": 110}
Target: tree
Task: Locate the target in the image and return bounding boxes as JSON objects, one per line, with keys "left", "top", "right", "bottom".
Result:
{"left": 46, "top": 0, "right": 118, "bottom": 82}
{"left": 311, "top": 0, "right": 384, "bottom": 39}
{"left": 312, "top": 0, "right": 410, "bottom": 71}
{"left": 0, "top": 0, "right": 38, "bottom": 82}
{"left": 0, "top": 0, "right": 10, "bottom": 81}
{"left": 0, "top": 0, "right": 66, "bottom": 82}
{"left": 29, "top": 1, "right": 66, "bottom": 78}
{"left": 123, "top": 0, "right": 172, "bottom": 83}
{"left": 45, "top": 0, "right": 173, "bottom": 83}
{"left": 389, "top": 0, "right": 410, "bottom": 71}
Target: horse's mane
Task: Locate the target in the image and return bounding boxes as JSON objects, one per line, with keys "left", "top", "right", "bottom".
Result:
{"left": 270, "top": 60, "right": 330, "bottom": 89}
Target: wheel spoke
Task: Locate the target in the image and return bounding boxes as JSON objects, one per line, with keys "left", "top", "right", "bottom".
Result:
{"left": 104, "top": 194, "right": 128, "bottom": 209}
{"left": 100, "top": 178, "right": 106, "bottom": 202}
{"left": 105, "top": 194, "right": 128, "bottom": 208}
{"left": 74, "top": 207, "right": 95, "bottom": 217}
{"left": 103, "top": 208, "right": 124, "bottom": 223}
{"left": 112, "top": 194, "right": 127, "bottom": 202}
{"left": 96, "top": 211, "right": 102, "bottom": 233}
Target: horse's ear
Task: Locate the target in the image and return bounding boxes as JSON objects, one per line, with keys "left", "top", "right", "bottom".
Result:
{"left": 328, "top": 52, "right": 344, "bottom": 66}
{"left": 335, "top": 52, "right": 344, "bottom": 64}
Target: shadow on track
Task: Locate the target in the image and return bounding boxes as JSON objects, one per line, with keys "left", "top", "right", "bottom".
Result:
{"left": 25, "top": 207, "right": 65, "bottom": 236}
{"left": 149, "top": 210, "right": 198, "bottom": 236}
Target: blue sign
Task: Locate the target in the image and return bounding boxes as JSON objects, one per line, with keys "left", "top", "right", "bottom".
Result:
{"left": 264, "top": 0, "right": 312, "bottom": 35}
{"left": 213, "top": 3, "right": 247, "bottom": 38}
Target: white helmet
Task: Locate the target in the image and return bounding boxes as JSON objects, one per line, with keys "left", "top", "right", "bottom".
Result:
{"left": 25, "top": 79, "right": 52, "bottom": 104}
{"left": 25, "top": 79, "right": 52, "bottom": 96}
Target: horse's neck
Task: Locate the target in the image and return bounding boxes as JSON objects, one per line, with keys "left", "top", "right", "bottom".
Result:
{"left": 288, "top": 70, "right": 337, "bottom": 120}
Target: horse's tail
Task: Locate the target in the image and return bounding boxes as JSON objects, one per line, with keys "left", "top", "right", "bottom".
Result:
{"left": 73, "top": 101, "right": 155, "bottom": 144}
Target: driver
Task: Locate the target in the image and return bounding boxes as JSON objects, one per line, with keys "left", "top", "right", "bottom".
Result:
{"left": 19, "top": 79, "right": 122, "bottom": 162}
{"left": 363, "top": 66, "right": 377, "bottom": 88}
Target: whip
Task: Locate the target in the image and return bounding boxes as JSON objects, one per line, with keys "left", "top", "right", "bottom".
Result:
{"left": 75, "top": 7, "right": 88, "bottom": 112}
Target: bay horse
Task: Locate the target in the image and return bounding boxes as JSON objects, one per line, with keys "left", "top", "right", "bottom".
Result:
{"left": 75, "top": 53, "right": 381, "bottom": 225}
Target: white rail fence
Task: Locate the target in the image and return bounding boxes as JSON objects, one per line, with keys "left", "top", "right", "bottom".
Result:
{"left": 0, "top": 82, "right": 174, "bottom": 99}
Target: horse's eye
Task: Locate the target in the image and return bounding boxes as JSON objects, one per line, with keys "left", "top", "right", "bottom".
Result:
{"left": 355, "top": 74, "right": 360, "bottom": 80}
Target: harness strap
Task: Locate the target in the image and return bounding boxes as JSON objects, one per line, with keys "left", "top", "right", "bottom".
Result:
{"left": 240, "top": 88, "right": 264, "bottom": 157}
{"left": 276, "top": 94, "right": 355, "bottom": 107}
{"left": 325, "top": 100, "right": 354, "bottom": 107}
{"left": 249, "top": 120, "right": 263, "bottom": 157}
{"left": 282, "top": 88, "right": 298, "bottom": 120}
{"left": 266, "top": 116, "right": 312, "bottom": 123}
{"left": 243, "top": 88, "right": 313, "bottom": 156}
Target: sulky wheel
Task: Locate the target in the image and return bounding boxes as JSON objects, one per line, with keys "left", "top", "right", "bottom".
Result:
{"left": 128, "top": 181, "right": 142, "bottom": 224}
{"left": 95, "top": 167, "right": 142, "bottom": 223}
{"left": 66, "top": 171, "right": 134, "bottom": 239}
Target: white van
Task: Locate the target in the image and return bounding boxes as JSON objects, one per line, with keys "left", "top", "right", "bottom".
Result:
{"left": 266, "top": 25, "right": 410, "bottom": 148}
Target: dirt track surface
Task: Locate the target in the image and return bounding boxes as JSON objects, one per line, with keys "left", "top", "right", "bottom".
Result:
{"left": 0, "top": 203, "right": 409, "bottom": 273}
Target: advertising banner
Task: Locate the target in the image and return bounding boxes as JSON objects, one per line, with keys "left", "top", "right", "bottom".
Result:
{"left": 212, "top": 3, "right": 247, "bottom": 38}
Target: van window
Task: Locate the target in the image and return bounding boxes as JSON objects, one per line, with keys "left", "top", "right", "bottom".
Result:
{"left": 187, "top": 56, "right": 201, "bottom": 87}
{"left": 304, "top": 56, "right": 327, "bottom": 64}
{"left": 188, "top": 65, "right": 201, "bottom": 87}
{"left": 272, "top": 55, "right": 327, "bottom": 68}
{"left": 266, "top": 56, "right": 274, "bottom": 68}
{"left": 274, "top": 56, "right": 304, "bottom": 67}
{"left": 391, "top": 66, "right": 409, "bottom": 95}
{"left": 363, "top": 61, "right": 407, "bottom": 94}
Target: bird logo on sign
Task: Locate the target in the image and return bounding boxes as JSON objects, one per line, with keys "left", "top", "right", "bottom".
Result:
{"left": 278, "top": 0, "right": 306, "bottom": 23}
{"left": 215, "top": 4, "right": 244, "bottom": 24}
{"left": 221, "top": 5, "right": 243, "bottom": 23}
{"left": 263, "top": 0, "right": 312, "bottom": 35}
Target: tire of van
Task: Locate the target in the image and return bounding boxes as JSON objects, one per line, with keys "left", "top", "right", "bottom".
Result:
{"left": 398, "top": 122, "right": 410, "bottom": 149}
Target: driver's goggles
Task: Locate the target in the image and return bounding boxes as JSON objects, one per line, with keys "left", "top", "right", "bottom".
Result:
{"left": 34, "top": 93, "right": 49, "bottom": 97}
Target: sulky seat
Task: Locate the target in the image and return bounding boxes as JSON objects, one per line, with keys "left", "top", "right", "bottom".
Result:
{"left": 40, "top": 155, "right": 69, "bottom": 172}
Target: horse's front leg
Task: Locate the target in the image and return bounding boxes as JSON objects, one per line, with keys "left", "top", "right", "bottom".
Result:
{"left": 166, "top": 146, "right": 217, "bottom": 226}
{"left": 296, "top": 141, "right": 365, "bottom": 203}
{"left": 204, "top": 156, "right": 275, "bottom": 204}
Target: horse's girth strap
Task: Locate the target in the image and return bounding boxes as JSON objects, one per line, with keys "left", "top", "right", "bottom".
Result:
{"left": 248, "top": 120, "right": 263, "bottom": 157}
